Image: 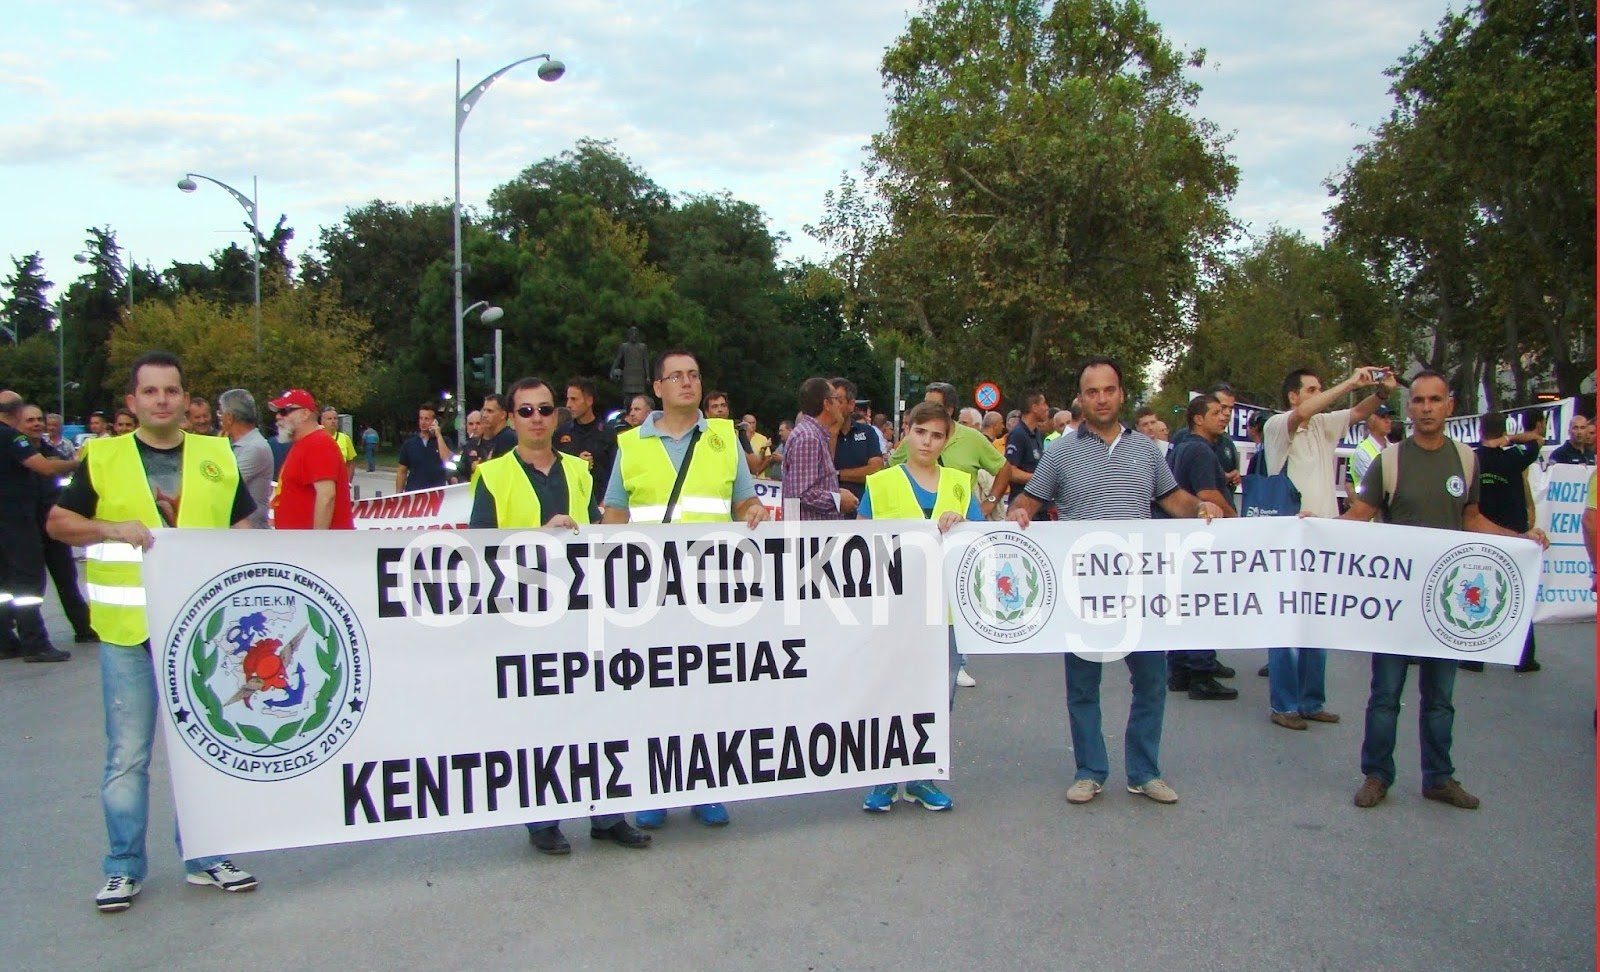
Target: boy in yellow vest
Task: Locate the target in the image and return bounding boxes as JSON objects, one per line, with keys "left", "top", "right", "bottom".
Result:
{"left": 470, "top": 377, "right": 652, "bottom": 855}
{"left": 857, "top": 401, "right": 982, "bottom": 812}
{"left": 47, "top": 351, "right": 260, "bottom": 913}
{"left": 601, "top": 349, "right": 767, "bottom": 829}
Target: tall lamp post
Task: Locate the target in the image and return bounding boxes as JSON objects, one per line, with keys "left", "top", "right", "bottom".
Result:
{"left": 464, "top": 301, "right": 506, "bottom": 396}
{"left": 177, "top": 172, "right": 262, "bottom": 352}
{"left": 454, "top": 53, "right": 564, "bottom": 444}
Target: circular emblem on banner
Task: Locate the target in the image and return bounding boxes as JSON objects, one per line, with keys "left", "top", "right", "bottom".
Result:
{"left": 198, "top": 459, "right": 223, "bottom": 482}
{"left": 1420, "top": 542, "right": 1524, "bottom": 653}
{"left": 164, "top": 564, "right": 369, "bottom": 781}
{"left": 954, "top": 530, "right": 1057, "bottom": 643}
{"left": 974, "top": 382, "right": 1001, "bottom": 410}
{"left": 1445, "top": 475, "right": 1465, "bottom": 498}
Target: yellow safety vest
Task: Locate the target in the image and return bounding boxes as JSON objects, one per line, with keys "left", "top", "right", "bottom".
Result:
{"left": 475, "top": 449, "right": 593, "bottom": 527}
{"left": 332, "top": 430, "right": 357, "bottom": 464}
{"left": 865, "top": 465, "right": 970, "bottom": 521}
{"left": 84, "top": 433, "right": 239, "bottom": 647}
{"left": 1349, "top": 436, "right": 1383, "bottom": 492}
{"left": 616, "top": 418, "right": 740, "bottom": 523}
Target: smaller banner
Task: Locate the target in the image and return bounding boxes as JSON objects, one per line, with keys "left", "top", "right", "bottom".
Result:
{"left": 945, "top": 518, "right": 1543, "bottom": 665}
{"left": 1531, "top": 463, "right": 1596, "bottom": 622}
{"left": 352, "top": 484, "right": 472, "bottom": 530}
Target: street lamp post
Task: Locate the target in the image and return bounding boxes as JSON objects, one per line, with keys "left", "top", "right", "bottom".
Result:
{"left": 454, "top": 53, "right": 564, "bottom": 444}
{"left": 462, "top": 300, "right": 505, "bottom": 400}
{"left": 177, "top": 172, "right": 262, "bottom": 352}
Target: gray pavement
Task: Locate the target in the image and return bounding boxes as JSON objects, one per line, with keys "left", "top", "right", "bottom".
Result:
{"left": 1, "top": 564, "right": 1593, "bottom": 971}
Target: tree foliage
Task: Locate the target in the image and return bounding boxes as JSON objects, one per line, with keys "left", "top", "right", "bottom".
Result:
{"left": 1, "top": 253, "right": 55, "bottom": 343}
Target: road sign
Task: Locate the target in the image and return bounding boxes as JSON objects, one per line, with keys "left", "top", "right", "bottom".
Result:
{"left": 974, "top": 381, "right": 1001, "bottom": 410}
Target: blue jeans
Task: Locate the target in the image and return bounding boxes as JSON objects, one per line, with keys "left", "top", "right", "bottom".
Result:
{"left": 1360, "top": 654, "right": 1457, "bottom": 789}
{"left": 1268, "top": 647, "right": 1328, "bottom": 716}
{"left": 100, "top": 643, "right": 226, "bottom": 880}
{"left": 364, "top": 444, "right": 376, "bottom": 472}
{"left": 1064, "top": 651, "right": 1166, "bottom": 786}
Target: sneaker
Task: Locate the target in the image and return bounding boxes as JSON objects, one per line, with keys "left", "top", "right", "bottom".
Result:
{"left": 1270, "top": 711, "right": 1309, "bottom": 731}
{"left": 1065, "top": 779, "right": 1103, "bottom": 805}
{"left": 95, "top": 876, "right": 140, "bottom": 913}
{"left": 903, "top": 780, "right": 952, "bottom": 811}
{"left": 1353, "top": 776, "right": 1388, "bottom": 808}
{"left": 955, "top": 667, "right": 976, "bottom": 688}
{"left": 1128, "top": 779, "right": 1179, "bottom": 804}
{"left": 1422, "top": 778, "right": 1480, "bottom": 809}
{"left": 634, "top": 809, "right": 667, "bottom": 829}
{"left": 863, "top": 783, "right": 899, "bottom": 812}
{"left": 23, "top": 647, "right": 70, "bottom": 663}
{"left": 691, "top": 803, "right": 730, "bottom": 826}
{"left": 1301, "top": 710, "right": 1341, "bottom": 723}
{"left": 185, "top": 860, "right": 257, "bottom": 892}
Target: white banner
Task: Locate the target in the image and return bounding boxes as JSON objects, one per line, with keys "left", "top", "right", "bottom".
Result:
{"left": 352, "top": 484, "right": 472, "bottom": 530}
{"left": 144, "top": 522, "right": 949, "bottom": 857}
{"left": 1531, "top": 463, "right": 1595, "bottom": 622}
{"left": 945, "top": 518, "right": 1543, "bottom": 665}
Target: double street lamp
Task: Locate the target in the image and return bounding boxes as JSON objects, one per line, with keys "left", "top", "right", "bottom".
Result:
{"left": 176, "top": 172, "right": 262, "bottom": 352}
{"left": 453, "top": 53, "right": 564, "bottom": 443}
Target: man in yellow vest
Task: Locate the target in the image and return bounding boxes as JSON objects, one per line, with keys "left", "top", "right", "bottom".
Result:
{"left": 47, "top": 351, "right": 261, "bottom": 914}
{"left": 470, "top": 376, "right": 652, "bottom": 856}
{"left": 320, "top": 406, "right": 358, "bottom": 479}
{"left": 601, "top": 349, "right": 767, "bottom": 829}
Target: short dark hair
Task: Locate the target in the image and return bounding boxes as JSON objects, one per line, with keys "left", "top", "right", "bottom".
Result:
{"left": 115, "top": 407, "right": 137, "bottom": 424}
{"left": 482, "top": 393, "right": 507, "bottom": 412}
{"left": 189, "top": 395, "right": 210, "bottom": 407}
{"left": 0, "top": 398, "right": 21, "bottom": 419}
{"left": 906, "top": 400, "right": 952, "bottom": 435}
{"left": 830, "top": 377, "right": 858, "bottom": 403}
{"left": 1281, "top": 368, "right": 1318, "bottom": 405}
{"left": 128, "top": 351, "right": 184, "bottom": 394}
{"left": 1410, "top": 369, "right": 1450, "bottom": 392}
{"left": 799, "top": 377, "right": 832, "bottom": 418}
{"left": 565, "top": 377, "right": 596, "bottom": 400}
{"left": 417, "top": 402, "right": 438, "bottom": 417}
{"left": 705, "top": 389, "right": 729, "bottom": 406}
{"left": 1076, "top": 356, "right": 1122, "bottom": 392}
{"left": 1186, "top": 394, "right": 1218, "bottom": 431}
{"left": 1022, "top": 390, "right": 1046, "bottom": 410}
{"left": 1481, "top": 411, "right": 1507, "bottom": 439}
{"left": 653, "top": 348, "right": 698, "bottom": 381}
{"left": 925, "top": 382, "right": 958, "bottom": 415}
{"left": 1206, "top": 382, "right": 1236, "bottom": 398}
{"left": 507, "top": 377, "right": 555, "bottom": 407}
{"left": 1133, "top": 405, "right": 1156, "bottom": 420}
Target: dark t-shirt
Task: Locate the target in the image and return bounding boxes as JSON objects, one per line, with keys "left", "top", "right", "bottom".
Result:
{"left": 833, "top": 420, "right": 884, "bottom": 499}
{"left": 457, "top": 436, "right": 490, "bottom": 483}
{"left": 469, "top": 454, "right": 600, "bottom": 527}
{"left": 1003, "top": 422, "right": 1046, "bottom": 503}
{"left": 1, "top": 426, "right": 42, "bottom": 517}
{"left": 57, "top": 436, "right": 255, "bottom": 525}
{"left": 398, "top": 433, "right": 450, "bottom": 491}
{"left": 555, "top": 416, "right": 616, "bottom": 496}
{"left": 34, "top": 439, "right": 70, "bottom": 511}
{"left": 1474, "top": 442, "right": 1540, "bottom": 532}
{"left": 1167, "top": 436, "right": 1234, "bottom": 513}
{"left": 1354, "top": 438, "right": 1480, "bottom": 529}
{"left": 487, "top": 426, "right": 517, "bottom": 460}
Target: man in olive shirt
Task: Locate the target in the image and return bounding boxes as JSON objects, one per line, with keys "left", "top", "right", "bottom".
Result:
{"left": 1342, "top": 372, "right": 1548, "bottom": 811}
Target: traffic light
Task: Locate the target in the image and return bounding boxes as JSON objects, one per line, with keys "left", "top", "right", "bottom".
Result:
{"left": 470, "top": 353, "right": 495, "bottom": 385}
{"left": 905, "top": 373, "right": 923, "bottom": 399}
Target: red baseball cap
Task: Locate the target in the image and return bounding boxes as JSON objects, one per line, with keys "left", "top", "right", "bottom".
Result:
{"left": 268, "top": 389, "right": 317, "bottom": 412}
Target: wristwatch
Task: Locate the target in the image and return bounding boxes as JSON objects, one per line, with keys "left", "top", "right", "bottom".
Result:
{"left": 983, "top": 493, "right": 997, "bottom": 503}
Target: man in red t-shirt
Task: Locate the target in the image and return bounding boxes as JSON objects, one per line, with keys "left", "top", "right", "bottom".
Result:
{"left": 268, "top": 389, "right": 353, "bottom": 529}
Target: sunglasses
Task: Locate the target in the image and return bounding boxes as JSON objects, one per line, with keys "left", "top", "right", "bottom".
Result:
{"left": 275, "top": 406, "right": 304, "bottom": 417}
{"left": 516, "top": 404, "right": 557, "bottom": 418}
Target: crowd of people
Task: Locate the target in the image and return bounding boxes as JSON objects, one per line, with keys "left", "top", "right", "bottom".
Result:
{"left": 0, "top": 346, "right": 1594, "bottom": 915}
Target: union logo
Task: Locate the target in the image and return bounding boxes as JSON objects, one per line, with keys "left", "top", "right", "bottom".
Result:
{"left": 198, "top": 459, "right": 223, "bottom": 481}
{"left": 1420, "top": 543, "right": 1524, "bottom": 653}
{"left": 953, "top": 530, "right": 1057, "bottom": 643}
{"left": 163, "top": 563, "right": 369, "bottom": 781}
{"left": 706, "top": 432, "right": 726, "bottom": 452}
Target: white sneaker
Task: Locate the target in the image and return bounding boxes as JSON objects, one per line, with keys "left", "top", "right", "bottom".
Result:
{"left": 1065, "top": 779, "right": 1103, "bottom": 804}
{"left": 186, "top": 859, "right": 258, "bottom": 893}
{"left": 956, "top": 667, "right": 976, "bottom": 688}
{"left": 95, "top": 875, "right": 141, "bottom": 913}
{"left": 1128, "top": 778, "right": 1179, "bottom": 804}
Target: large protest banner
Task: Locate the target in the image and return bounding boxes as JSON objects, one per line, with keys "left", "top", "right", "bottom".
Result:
{"left": 1531, "top": 463, "right": 1595, "bottom": 622}
{"left": 144, "top": 522, "right": 948, "bottom": 858}
{"left": 945, "top": 518, "right": 1543, "bottom": 665}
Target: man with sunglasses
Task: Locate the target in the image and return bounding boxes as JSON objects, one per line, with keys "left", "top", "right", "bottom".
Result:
{"left": 269, "top": 389, "right": 353, "bottom": 530}
{"left": 470, "top": 377, "right": 652, "bottom": 856}
{"left": 602, "top": 349, "right": 767, "bottom": 830}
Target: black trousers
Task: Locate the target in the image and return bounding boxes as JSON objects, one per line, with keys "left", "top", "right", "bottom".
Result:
{"left": 0, "top": 514, "right": 50, "bottom": 652}
{"left": 42, "top": 530, "right": 92, "bottom": 639}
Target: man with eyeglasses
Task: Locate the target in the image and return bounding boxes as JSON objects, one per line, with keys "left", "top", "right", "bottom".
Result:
{"left": 269, "top": 390, "right": 353, "bottom": 530}
{"left": 471, "top": 376, "right": 652, "bottom": 857}
{"left": 602, "top": 349, "right": 767, "bottom": 830}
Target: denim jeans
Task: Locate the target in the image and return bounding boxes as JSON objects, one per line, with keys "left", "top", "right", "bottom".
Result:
{"left": 100, "top": 643, "right": 226, "bottom": 880}
{"left": 1360, "top": 654, "right": 1458, "bottom": 789}
{"left": 365, "top": 445, "right": 376, "bottom": 472}
{"left": 1064, "top": 651, "right": 1166, "bottom": 786}
{"left": 1267, "top": 647, "right": 1328, "bottom": 716}
{"left": 1168, "top": 649, "right": 1220, "bottom": 677}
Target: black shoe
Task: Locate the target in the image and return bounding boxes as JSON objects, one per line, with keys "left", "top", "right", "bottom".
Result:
{"left": 528, "top": 826, "right": 570, "bottom": 855}
{"left": 1167, "top": 672, "right": 1191, "bottom": 692}
{"left": 1256, "top": 665, "right": 1269, "bottom": 677}
{"left": 75, "top": 632, "right": 100, "bottom": 644}
{"left": 1206, "top": 663, "right": 1236, "bottom": 679}
{"left": 1459, "top": 661, "right": 1484, "bottom": 672}
{"left": 0, "top": 645, "right": 23, "bottom": 660}
{"left": 1514, "top": 660, "right": 1542, "bottom": 673}
{"left": 23, "top": 648, "right": 70, "bottom": 663}
{"left": 1186, "top": 676, "right": 1239, "bottom": 701}
{"left": 591, "top": 821, "right": 651, "bottom": 848}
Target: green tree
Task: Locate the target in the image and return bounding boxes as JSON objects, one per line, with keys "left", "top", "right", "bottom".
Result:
{"left": 489, "top": 138, "right": 671, "bottom": 244}
{"left": 57, "top": 227, "right": 128, "bottom": 419}
{"left": 863, "top": 0, "right": 1237, "bottom": 398}
{"left": 0, "top": 253, "right": 55, "bottom": 344}
{"left": 0, "top": 335, "right": 63, "bottom": 412}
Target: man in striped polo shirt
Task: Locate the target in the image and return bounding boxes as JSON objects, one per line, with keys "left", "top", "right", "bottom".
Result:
{"left": 1007, "top": 357, "right": 1221, "bottom": 806}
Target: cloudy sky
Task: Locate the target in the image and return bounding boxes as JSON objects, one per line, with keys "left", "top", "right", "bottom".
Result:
{"left": 1, "top": 0, "right": 1453, "bottom": 307}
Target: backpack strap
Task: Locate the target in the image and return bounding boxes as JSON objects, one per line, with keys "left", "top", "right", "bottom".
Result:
{"left": 1452, "top": 438, "right": 1478, "bottom": 491}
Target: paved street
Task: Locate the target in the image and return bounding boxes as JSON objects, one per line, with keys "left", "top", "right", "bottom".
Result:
{"left": 1, "top": 561, "right": 1592, "bottom": 971}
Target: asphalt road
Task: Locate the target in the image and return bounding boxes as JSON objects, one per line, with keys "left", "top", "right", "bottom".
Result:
{"left": 1, "top": 560, "right": 1593, "bottom": 971}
